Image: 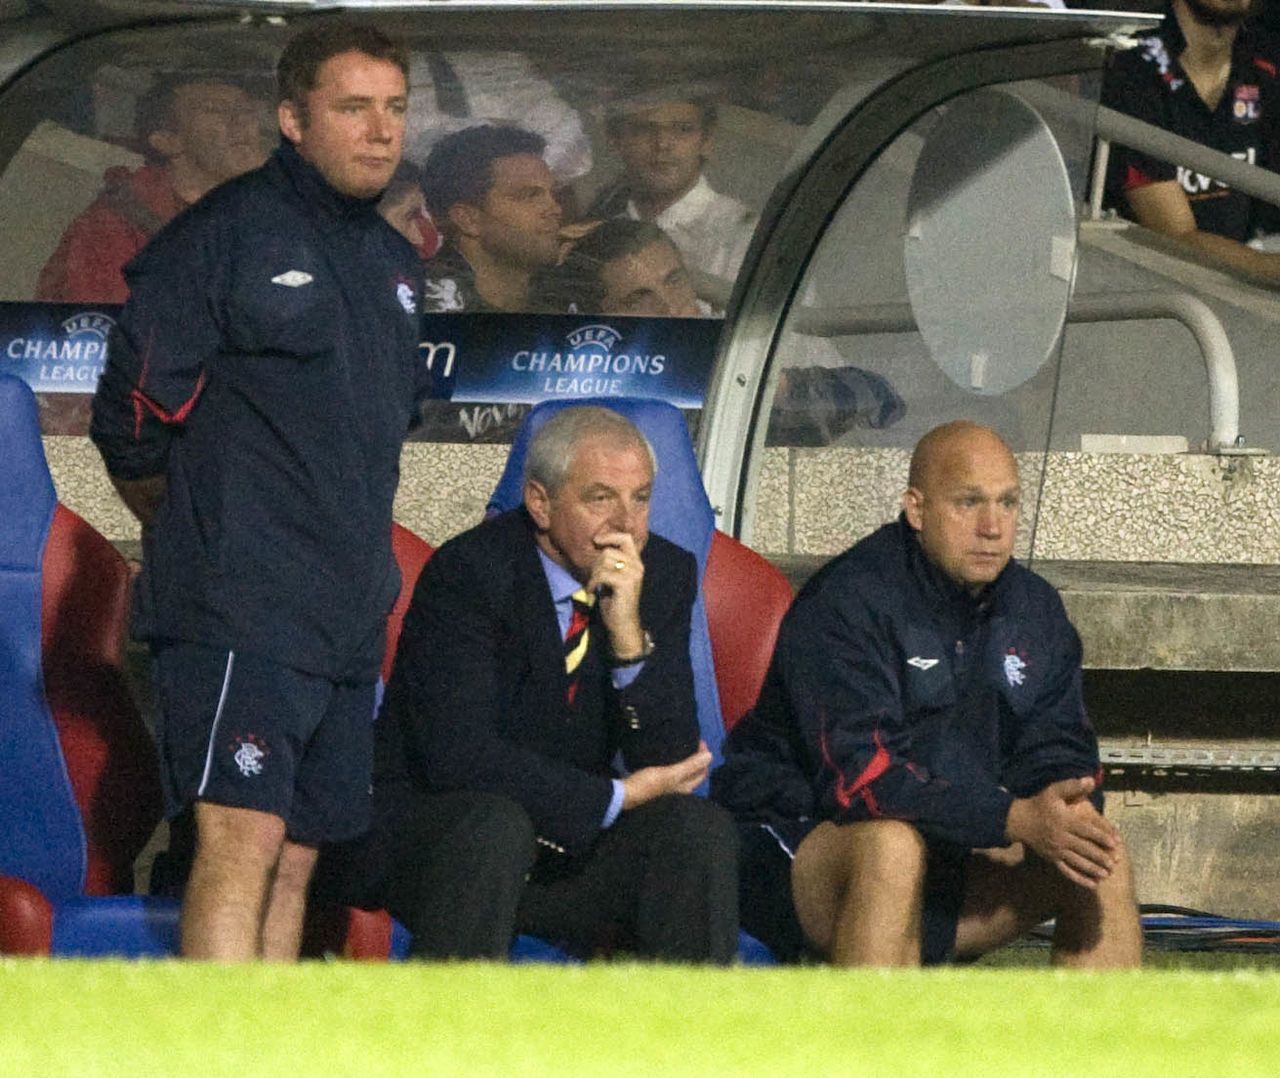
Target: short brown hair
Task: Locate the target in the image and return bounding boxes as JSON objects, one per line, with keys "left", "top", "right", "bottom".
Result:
{"left": 276, "top": 20, "right": 408, "bottom": 109}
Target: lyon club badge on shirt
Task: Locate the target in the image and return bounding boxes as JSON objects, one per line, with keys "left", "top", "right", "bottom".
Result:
{"left": 1233, "top": 84, "right": 1261, "bottom": 124}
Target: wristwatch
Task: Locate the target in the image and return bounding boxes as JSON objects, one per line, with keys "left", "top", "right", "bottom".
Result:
{"left": 610, "top": 630, "right": 654, "bottom": 666}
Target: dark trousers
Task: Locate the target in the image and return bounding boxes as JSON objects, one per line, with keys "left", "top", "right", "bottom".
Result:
{"left": 328, "top": 788, "right": 739, "bottom": 962}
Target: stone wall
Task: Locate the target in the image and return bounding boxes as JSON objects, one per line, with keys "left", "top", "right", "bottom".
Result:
{"left": 750, "top": 447, "right": 1280, "bottom": 564}
{"left": 46, "top": 437, "right": 1280, "bottom": 565}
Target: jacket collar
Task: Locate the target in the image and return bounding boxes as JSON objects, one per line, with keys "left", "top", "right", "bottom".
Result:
{"left": 273, "top": 137, "right": 383, "bottom": 226}
{"left": 896, "top": 513, "right": 1009, "bottom": 619}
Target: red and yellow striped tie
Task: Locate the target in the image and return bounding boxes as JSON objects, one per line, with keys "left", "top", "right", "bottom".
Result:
{"left": 564, "top": 588, "right": 595, "bottom": 705}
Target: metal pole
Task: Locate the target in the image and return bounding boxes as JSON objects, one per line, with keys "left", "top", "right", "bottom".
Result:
{"left": 1089, "top": 137, "right": 1110, "bottom": 221}
{"left": 782, "top": 290, "right": 1240, "bottom": 450}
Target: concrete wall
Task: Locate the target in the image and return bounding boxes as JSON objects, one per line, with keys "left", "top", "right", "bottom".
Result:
{"left": 52, "top": 438, "right": 1280, "bottom": 565}
{"left": 750, "top": 446, "right": 1280, "bottom": 564}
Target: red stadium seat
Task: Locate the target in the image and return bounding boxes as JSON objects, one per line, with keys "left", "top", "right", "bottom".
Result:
{"left": 41, "top": 504, "right": 162, "bottom": 896}
{"left": 703, "top": 530, "right": 793, "bottom": 733}
{"left": 381, "top": 522, "right": 435, "bottom": 685}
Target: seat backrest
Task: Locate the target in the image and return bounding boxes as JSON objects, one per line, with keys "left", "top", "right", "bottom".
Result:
{"left": 487, "top": 398, "right": 724, "bottom": 761}
{"left": 382, "top": 522, "right": 436, "bottom": 684}
{"left": 703, "top": 531, "right": 793, "bottom": 731}
{"left": 42, "top": 503, "right": 162, "bottom": 894}
{"left": 0, "top": 374, "right": 89, "bottom": 901}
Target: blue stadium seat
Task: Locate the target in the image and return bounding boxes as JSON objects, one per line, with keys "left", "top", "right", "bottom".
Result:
{"left": 0, "top": 372, "right": 176, "bottom": 956}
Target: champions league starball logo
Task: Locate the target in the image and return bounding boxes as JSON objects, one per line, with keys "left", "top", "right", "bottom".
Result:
{"left": 4, "top": 309, "right": 116, "bottom": 392}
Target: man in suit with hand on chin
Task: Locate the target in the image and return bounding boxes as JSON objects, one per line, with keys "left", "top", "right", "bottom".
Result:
{"left": 321, "top": 405, "right": 738, "bottom": 961}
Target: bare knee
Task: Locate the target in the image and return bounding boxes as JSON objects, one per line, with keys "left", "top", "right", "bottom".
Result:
{"left": 1051, "top": 834, "right": 1142, "bottom": 969}
{"left": 793, "top": 819, "right": 928, "bottom": 965}
{"left": 192, "top": 802, "right": 288, "bottom": 882}
{"left": 852, "top": 819, "right": 927, "bottom": 875}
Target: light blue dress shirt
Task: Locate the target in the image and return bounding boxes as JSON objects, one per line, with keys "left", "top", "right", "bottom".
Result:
{"left": 536, "top": 548, "right": 644, "bottom": 829}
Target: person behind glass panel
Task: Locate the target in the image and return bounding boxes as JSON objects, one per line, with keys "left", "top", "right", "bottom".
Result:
{"left": 419, "top": 124, "right": 567, "bottom": 313}
{"left": 38, "top": 73, "right": 267, "bottom": 304}
{"left": 1101, "top": 0, "right": 1280, "bottom": 283}
{"left": 378, "top": 160, "right": 438, "bottom": 259}
{"left": 551, "top": 218, "right": 710, "bottom": 318}
{"left": 590, "top": 85, "right": 755, "bottom": 286}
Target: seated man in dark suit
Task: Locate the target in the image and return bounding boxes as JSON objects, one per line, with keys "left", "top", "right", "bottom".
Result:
{"left": 322, "top": 405, "right": 738, "bottom": 960}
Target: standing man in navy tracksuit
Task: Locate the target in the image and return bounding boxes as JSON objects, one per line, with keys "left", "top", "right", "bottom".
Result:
{"left": 89, "top": 22, "right": 429, "bottom": 961}
{"left": 713, "top": 421, "right": 1143, "bottom": 967}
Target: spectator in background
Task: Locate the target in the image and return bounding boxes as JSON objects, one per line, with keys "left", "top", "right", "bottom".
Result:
{"left": 1102, "top": 0, "right": 1280, "bottom": 283}
{"left": 378, "top": 160, "right": 438, "bottom": 259}
{"left": 404, "top": 51, "right": 593, "bottom": 187}
{"left": 37, "top": 74, "right": 266, "bottom": 303}
{"left": 546, "top": 218, "right": 904, "bottom": 446}
{"left": 419, "top": 124, "right": 565, "bottom": 312}
{"left": 590, "top": 88, "right": 756, "bottom": 285}
{"left": 549, "top": 218, "right": 710, "bottom": 317}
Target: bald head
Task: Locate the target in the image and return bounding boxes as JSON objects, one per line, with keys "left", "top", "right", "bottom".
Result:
{"left": 903, "top": 421, "right": 1020, "bottom": 593}
{"left": 907, "top": 421, "right": 1017, "bottom": 494}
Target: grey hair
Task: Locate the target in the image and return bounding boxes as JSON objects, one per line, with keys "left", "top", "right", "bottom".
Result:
{"left": 524, "top": 406, "right": 657, "bottom": 495}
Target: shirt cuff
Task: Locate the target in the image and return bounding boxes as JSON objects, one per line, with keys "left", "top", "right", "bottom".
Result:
{"left": 610, "top": 659, "right": 645, "bottom": 690}
{"left": 601, "top": 779, "right": 626, "bottom": 829}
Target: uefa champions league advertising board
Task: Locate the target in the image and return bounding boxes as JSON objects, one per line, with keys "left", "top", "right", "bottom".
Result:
{"left": 2, "top": 304, "right": 719, "bottom": 434}
{"left": 418, "top": 312, "right": 719, "bottom": 407}
{"left": 0, "top": 303, "right": 121, "bottom": 393}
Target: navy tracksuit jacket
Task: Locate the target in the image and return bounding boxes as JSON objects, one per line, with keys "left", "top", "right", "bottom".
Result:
{"left": 712, "top": 515, "right": 1101, "bottom": 850}
{"left": 90, "top": 140, "right": 429, "bottom": 681}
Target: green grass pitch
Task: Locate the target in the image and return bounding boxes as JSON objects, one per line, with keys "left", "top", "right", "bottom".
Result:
{"left": 3, "top": 960, "right": 1280, "bottom": 1076}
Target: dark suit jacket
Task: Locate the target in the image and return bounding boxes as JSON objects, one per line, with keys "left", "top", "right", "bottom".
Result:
{"left": 374, "top": 508, "right": 699, "bottom": 855}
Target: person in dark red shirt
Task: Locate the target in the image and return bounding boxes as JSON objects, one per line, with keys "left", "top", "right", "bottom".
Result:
{"left": 37, "top": 74, "right": 266, "bottom": 303}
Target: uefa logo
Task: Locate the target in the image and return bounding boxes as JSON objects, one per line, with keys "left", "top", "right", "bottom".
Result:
{"left": 566, "top": 324, "right": 623, "bottom": 355}
{"left": 61, "top": 310, "right": 116, "bottom": 346}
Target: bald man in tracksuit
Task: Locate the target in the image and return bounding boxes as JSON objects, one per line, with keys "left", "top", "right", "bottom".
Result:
{"left": 714, "top": 421, "right": 1142, "bottom": 968}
